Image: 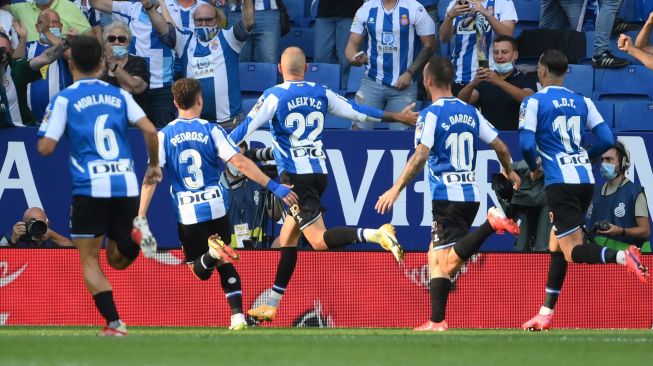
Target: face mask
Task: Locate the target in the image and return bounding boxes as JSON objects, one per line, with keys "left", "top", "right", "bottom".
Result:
{"left": 493, "top": 61, "right": 514, "bottom": 74}
{"left": 35, "top": 0, "right": 51, "bottom": 6}
{"left": 600, "top": 162, "right": 618, "bottom": 180}
{"left": 194, "top": 26, "right": 218, "bottom": 42}
{"left": 112, "top": 45, "right": 129, "bottom": 59}
{"left": 39, "top": 28, "right": 61, "bottom": 43}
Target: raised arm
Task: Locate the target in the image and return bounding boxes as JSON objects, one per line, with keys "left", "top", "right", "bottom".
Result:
{"left": 141, "top": 0, "right": 170, "bottom": 36}
{"left": 229, "top": 93, "right": 278, "bottom": 144}
{"left": 29, "top": 37, "right": 70, "bottom": 71}
{"left": 326, "top": 89, "right": 418, "bottom": 125}
{"left": 89, "top": 0, "right": 113, "bottom": 14}
{"left": 228, "top": 153, "right": 298, "bottom": 206}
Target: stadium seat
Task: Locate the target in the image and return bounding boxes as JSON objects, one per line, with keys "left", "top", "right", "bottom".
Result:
{"left": 619, "top": 0, "right": 646, "bottom": 22}
{"left": 594, "top": 65, "right": 653, "bottom": 101}
{"left": 324, "top": 114, "right": 352, "bottom": 130}
{"left": 563, "top": 64, "right": 593, "bottom": 97}
{"left": 239, "top": 63, "right": 279, "bottom": 98}
{"left": 345, "top": 66, "right": 366, "bottom": 95}
{"left": 280, "top": 27, "right": 315, "bottom": 59}
{"left": 614, "top": 101, "right": 653, "bottom": 131}
{"left": 514, "top": 0, "right": 541, "bottom": 22}
{"left": 305, "top": 63, "right": 341, "bottom": 90}
{"left": 594, "top": 101, "right": 615, "bottom": 129}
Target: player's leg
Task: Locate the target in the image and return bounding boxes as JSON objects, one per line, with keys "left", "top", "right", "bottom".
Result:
{"left": 248, "top": 216, "right": 302, "bottom": 322}
{"left": 105, "top": 197, "right": 141, "bottom": 270}
{"left": 71, "top": 196, "right": 127, "bottom": 336}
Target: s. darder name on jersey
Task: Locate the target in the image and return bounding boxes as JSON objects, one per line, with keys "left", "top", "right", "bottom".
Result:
{"left": 287, "top": 97, "right": 323, "bottom": 111}
{"left": 73, "top": 94, "right": 122, "bottom": 112}
{"left": 170, "top": 132, "right": 209, "bottom": 146}
{"left": 442, "top": 114, "right": 476, "bottom": 130}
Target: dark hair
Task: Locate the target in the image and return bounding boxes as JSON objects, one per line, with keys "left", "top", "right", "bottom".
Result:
{"left": 424, "top": 56, "right": 454, "bottom": 88}
{"left": 493, "top": 34, "right": 518, "bottom": 52}
{"left": 172, "top": 78, "right": 202, "bottom": 110}
{"left": 539, "top": 49, "right": 568, "bottom": 77}
{"left": 71, "top": 36, "right": 103, "bottom": 74}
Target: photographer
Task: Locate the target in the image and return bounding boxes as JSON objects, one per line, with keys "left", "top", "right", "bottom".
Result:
{"left": 8, "top": 207, "right": 73, "bottom": 247}
{"left": 587, "top": 140, "right": 651, "bottom": 252}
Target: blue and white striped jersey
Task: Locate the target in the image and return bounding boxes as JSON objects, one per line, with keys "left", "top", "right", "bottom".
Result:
{"left": 173, "top": 28, "right": 244, "bottom": 121}
{"left": 112, "top": 1, "right": 174, "bottom": 89}
{"left": 73, "top": 0, "right": 101, "bottom": 27}
{"left": 158, "top": 118, "right": 239, "bottom": 225}
{"left": 350, "top": 0, "right": 435, "bottom": 87}
{"left": 519, "top": 86, "right": 604, "bottom": 187}
{"left": 38, "top": 79, "right": 146, "bottom": 198}
{"left": 445, "top": 0, "right": 518, "bottom": 83}
{"left": 415, "top": 97, "right": 498, "bottom": 202}
{"left": 229, "top": 81, "right": 383, "bottom": 174}
{"left": 26, "top": 41, "right": 73, "bottom": 122}
{"left": 230, "top": 0, "right": 278, "bottom": 11}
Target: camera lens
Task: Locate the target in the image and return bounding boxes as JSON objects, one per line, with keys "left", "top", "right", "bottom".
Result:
{"left": 27, "top": 219, "right": 48, "bottom": 239}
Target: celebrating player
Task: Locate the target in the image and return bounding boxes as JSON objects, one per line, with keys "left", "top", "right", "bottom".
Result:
{"left": 520, "top": 50, "right": 649, "bottom": 331}
{"left": 37, "top": 36, "right": 161, "bottom": 336}
{"left": 229, "top": 47, "right": 417, "bottom": 322}
{"left": 375, "top": 56, "right": 521, "bottom": 332}
{"left": 137, "top": 78, "right": 298, "bottom": 330}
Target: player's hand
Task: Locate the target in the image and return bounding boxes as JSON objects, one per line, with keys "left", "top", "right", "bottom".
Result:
{"left": 618, "top": 34, "right": 633, "bottom": 53}
{"left": 143, "top": 165, "right": 163, "bottom": 185}
{"left": 597, "top": 223, "right": 622, "bottom": 237}
{"left": 12, "top": 222, "right": 26, "bottom": 237}
{"left": 530, "top": 168, "right": 543, "bottom": 181}
{"left": 375, "top": 187, "right": 400, "bottom": 215}
{"left": 280, "top": 184, "right": 299, "bottom": 206}
{"left": 395, "top": 72, "right": 413, "bottom": 90}
{"left": 12, "top": 19, "right": 26, "bottom": 40}
{"left": 505, "top": 170, "right": 521, "bottom": 191}
{"left": 267, "top": 181, "right": 298, "bottom": 206}
{"left": 350, "top": 51, "right": 368, "bottom": 67}
{"left": 396, "top": 102, "right": 419, "bottom": 125}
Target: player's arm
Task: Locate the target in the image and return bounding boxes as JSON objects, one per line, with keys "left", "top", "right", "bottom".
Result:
{"left": 228, "top": 153, "right": 298, "bottom": 206}
{"left": 134, "top": 117, "right": 162, "bottom": 185}
{"left": 29, "top": 37, "right": 71, "bottom": 71}
{"left": 37, "top": 97, "right": 68, "bottom": 156}
{"left": 326, "top": 89, "right": 418, "bottom": 125}
{"left": 517, "top": 97, "right": 541, "bottom": 173}
{"left": 138, "top": 131, "right": 166, "bottom": 217}
{"left": 229, "top": 93, "right": 278, "bottom": 144}
{"left": 376, "top": 143, "right": 430, "bottom": 214}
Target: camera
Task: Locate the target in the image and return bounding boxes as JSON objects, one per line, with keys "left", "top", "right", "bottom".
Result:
{"left": 491, "top": 173, "right": 514, "bottom": 202}
{"left": 25, "top": 218, "right": 48, "bottom": 239}
{"left": 585, "top": 220, "right": 611, "bottom": 240}
{"left": 244, "top": 147, "right": 275, "bottom": 162}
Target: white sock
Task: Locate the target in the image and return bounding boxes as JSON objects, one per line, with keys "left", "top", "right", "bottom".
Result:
{"left": 539, "top": 306, "right": 554, "bottom": 316}
{"left": 362, "top": 229, "right": 377, "bottom": 242}
{"left": 267, "top": 291, "right": 283, "bottom": 307}
{"left": 231, "top": 313, "right": 246, "bottom": 324}
{"left": 616, "top": 251, "right": 626, "bottom": 265}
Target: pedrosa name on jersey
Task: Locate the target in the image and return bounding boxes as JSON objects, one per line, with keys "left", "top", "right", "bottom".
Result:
{"left": 170, "top": 132, "right": 209, "bottom": 147}
{"left": 73, "top": 94, "right": 122, "bottom": 112}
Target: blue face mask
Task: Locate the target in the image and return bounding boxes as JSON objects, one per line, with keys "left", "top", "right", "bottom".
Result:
{"left": 35, "top": 0, "right": 51, "bottom": 6}
{"left": 112, "top": 45, "right": 128, "bottom": 59}
{"left": 194, "top": 26, "right": 218, "bottom": 42}
{"left": 39, "top": 28, "right": 61, "bottom": 43}
{"left": 493, "top": 61, "right": 514, "bottom": 74}
{"left": 600, "top": 162, "right": 618, "bottom": 180}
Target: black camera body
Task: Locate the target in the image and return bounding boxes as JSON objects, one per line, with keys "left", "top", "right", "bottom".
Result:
{"left": 585, "top": 220, "right": 611, "bottom": 240}
{"left": 25, "top": 218, "right": 48, "bottom": 239}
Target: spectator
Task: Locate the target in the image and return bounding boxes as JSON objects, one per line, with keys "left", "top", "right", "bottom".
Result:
{"left": 100, "top": 21, "right": 150, "bottom": 111}
{"left": 440, "top": 0, "right": 517, "bottom": 96}
{"left": 150, "top": 1, "right": 253, "bottom": 128}
{"left": 314, "top": 0, "right": 363, "bottom": 88}
{"left": 618, "top": 12, "right": 653, "bottom": 70}
{"left": 6, "top": 207, "right": 73, "bottom": 247}
{"left": 8, "top": 0, "right": 90, "bottom": 43}
{"left": 587, "top": 140, "right": 651, "bottom": 252}
{"left": 164, "top": 0, "right": 213, "bottom": 80}
{"left": 91, "top": 0, "right": 176, "bottom": 128}
{"left": 228, "top": 0, "right": 280, "bottom": 63}
{"left": 0, "top": 27, "right": 70, "bottom": 128}
{"left": 26, "top": 9, "right": 73, "bottom": 122}
{"left": 539, "top": 0, "right": 583, "bottom": 30}
{"left": 457, "top": 35, "right": 536, "bottom": 131}
{"left": 72, "top": 0, "right": 103, "bottom": 44}
{"left": 0, "top": 8, "right": 20, "bottom": 57}
{"left": 345, "top": 0, "right": 436, "bottom": 130}
{"left": 591, "top": 0, "right": 629, "bottom": 68}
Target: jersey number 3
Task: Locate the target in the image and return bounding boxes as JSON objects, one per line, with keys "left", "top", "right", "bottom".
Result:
{"left": 179, "top": 149, "right": 205, "bottom": 189}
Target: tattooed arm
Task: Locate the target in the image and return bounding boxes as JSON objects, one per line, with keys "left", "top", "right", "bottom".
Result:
{"left": 375, "top": 144, "right": 430, "bottom": 214}
{"left": 28, "top": 39, "right": 70, "bottom": 71}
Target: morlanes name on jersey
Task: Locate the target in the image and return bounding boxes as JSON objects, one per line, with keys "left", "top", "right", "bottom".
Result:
{"left": 73, "top": 94, "right": 122, "bottom": 112}
{"left": 287, "top": 96, "right": 323, "bottom": 111}
{"left": 170, "top": 131, "right": 210, "bottom": 147}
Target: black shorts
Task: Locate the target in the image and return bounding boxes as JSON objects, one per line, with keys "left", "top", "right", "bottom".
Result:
{"left": 71, "top": 196, "right": 138, "bottom": 241}
{"left": 281, "top": 172, "right": 327, "bottom": 230}
{"left": 431, "top": 200, "right": 480, "bottom": 250}
{"left": 178, "top": 216, "right": 233, "bottom": 263}
{"left": 545, "top": 183, "right": 594, "bottom": 237}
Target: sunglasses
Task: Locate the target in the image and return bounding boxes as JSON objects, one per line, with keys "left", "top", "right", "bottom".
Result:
{"left": 194, "top": 17, "right": 216, "bottom": 25}
{"left": 107, "top": 35, "right": 128, "bottom": 43}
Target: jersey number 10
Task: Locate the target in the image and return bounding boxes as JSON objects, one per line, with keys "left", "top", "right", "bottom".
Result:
{"left": 446, "top": 132, "right": 474, "bottom": 171}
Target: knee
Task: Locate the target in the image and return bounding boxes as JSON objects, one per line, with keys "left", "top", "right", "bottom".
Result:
{"left": 107, "top": 256, "right": 131, "bottom": 270}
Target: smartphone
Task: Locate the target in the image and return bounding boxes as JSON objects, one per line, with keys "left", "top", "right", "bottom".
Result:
{"left": 457, "top": 0, "right": 468, "bottom": 5}
{"left": 478, "top": 59, "right": 489, "bottom": 69}
{"left": 354, "top": 51, "right": 365, "bottom": 59}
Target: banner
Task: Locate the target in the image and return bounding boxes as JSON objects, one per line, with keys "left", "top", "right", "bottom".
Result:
{"left": 0, "top": 249, "right": 651, "bottom": 329}
{"left": 2, "top": 128, "right": 653, "bottom": 250}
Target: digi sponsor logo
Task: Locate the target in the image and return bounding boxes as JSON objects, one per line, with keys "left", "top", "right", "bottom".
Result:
{"left": 89, "top": 160, "right": 134, "bottom": 176}
{"left": 178, "top": 188, "right": 221, "bottom": 205}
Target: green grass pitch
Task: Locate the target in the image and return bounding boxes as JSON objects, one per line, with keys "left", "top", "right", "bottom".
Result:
{"left": 1, "top": 327, "right": 652, "bottom": 366}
